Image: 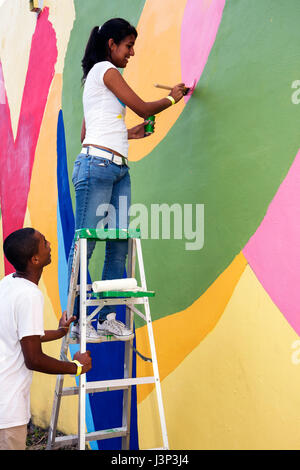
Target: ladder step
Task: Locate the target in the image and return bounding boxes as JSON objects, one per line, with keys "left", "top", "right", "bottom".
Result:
{"left": 75, "top": 228, "right": 141, "bottom": 241}
{"left": 52, "top": 427, "right": 127, "bottom": 448}
{"left": 61, "top": 377, "right": 156, "bottom": 396}
{"left": 76, "top": 283, "right": 155, "bottom": 298}
{"left": 86, "top": 297, "right": 149, "bottom": 306}
{"left": 68, "top": 334, "right": 120, "bottom": 344}
{"left": 92, "top": 290, "right": 155, "bottom": 298}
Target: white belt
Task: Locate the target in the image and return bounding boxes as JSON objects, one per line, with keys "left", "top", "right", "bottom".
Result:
{"left": 81, "top": 146, "right": 128, "bottom": 166}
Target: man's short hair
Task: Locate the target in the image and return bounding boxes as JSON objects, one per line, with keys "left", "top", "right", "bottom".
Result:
{"left": 3, "top": 228, "right": 39, "bottom": 272}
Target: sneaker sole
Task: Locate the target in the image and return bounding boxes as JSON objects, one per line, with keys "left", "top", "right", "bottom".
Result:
{"left": 70, "top": 332, "right": 103, "bottom": 344}
{"left": 98, "top": 330, "right": 134, "bottom": 341}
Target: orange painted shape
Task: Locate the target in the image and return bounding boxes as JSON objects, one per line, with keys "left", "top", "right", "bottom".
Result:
{"left": 136, "top": 252, "right": 248, "bottom": 403}
{"left": 123, "top": 0, "right": 187, "bottom": 162}
{"left": 27, "top": 74, "right": 62, "bottom": 320}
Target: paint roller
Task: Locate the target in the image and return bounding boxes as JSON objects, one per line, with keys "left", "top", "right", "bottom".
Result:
{"left": 154, "top": 79, "right": 196, "bottom": 96}
{"left": 92, "top": 278, "right": 138, "bottom": 293}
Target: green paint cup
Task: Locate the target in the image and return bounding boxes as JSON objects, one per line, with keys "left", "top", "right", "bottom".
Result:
{"left": 144, "top": 116, "right": 155, "bottom": 136}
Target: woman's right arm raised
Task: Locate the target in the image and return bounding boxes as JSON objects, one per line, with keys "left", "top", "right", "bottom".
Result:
{"left": 103, "top": 68, "right": 185, "bottom": 119}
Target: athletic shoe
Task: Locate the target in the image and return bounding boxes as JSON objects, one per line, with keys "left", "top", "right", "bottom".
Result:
{"left": 98, "top": 313, "right": 134, "bottom": 341}
{"left": 70, "top": 321, "right": 101, "bottom": 343}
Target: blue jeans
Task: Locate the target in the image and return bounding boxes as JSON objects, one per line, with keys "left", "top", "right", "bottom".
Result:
{"left": 67, "top": 150, "right": 131, "bottom": 321}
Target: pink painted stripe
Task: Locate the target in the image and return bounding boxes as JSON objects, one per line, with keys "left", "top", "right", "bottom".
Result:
{"left": 181, "top": 0, "right": 226, "bottom": 103}
{"left": 243, "top": 150, "right": 300, "bottom": 335}
{"left": 0, "top": 71, "right": 5, "bottom": 104}
{"left": 0, "top": 8, "right": 57, "bottom": 273}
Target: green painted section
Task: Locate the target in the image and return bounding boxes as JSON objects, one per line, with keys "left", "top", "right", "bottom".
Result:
{"left": 62, "top": 0, "right": 300, "bottom": 322}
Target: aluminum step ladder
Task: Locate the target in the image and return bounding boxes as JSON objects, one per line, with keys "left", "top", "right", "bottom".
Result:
{"left": 46, "top": 228, "right": 169, "bottom": 450}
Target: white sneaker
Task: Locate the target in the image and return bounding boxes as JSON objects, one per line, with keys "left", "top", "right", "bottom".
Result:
{"left": 98, "top": 313, "right": 134, "bottom": 341}
{"left": 70, "top": 321, "right": 101, "bottom": 343}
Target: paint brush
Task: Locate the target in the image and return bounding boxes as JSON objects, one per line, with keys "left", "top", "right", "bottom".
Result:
{"left": 154, "top": 80, "right": 196, "bottom": 96}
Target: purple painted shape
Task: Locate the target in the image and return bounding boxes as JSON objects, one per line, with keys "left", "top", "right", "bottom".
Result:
{"left": 181, "top": 0, "right": 226, "bottom": 103}
{"left": 243, "top": 150, "right": 300, "bottom": 335}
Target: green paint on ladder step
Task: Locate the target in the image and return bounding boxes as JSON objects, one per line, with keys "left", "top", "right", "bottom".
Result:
{"left": 75, "top": 228, "right": 141, "bottom": 240}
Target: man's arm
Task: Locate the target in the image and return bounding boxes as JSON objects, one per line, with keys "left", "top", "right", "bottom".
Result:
{"left": 40, "top": 328, "right": 68, "bottom": 343}
{"left": 20, "top": 335, "right": 91, "bottom": 375}
{"left": 40, "top": 311, "right": 75, "bottom": 343}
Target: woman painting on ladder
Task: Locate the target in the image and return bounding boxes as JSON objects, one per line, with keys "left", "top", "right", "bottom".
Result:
{"left": 68, "top": 18, "right": 185, "bottom": 342}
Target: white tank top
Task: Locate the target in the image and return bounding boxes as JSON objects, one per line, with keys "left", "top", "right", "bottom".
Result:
{"left": 82, "top": 61, "right": 128, "bottom": 157}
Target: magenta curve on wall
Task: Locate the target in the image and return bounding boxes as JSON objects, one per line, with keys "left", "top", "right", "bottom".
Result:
{"left": 181, "top": 0, "right": 226, "bottom": 103}
{"left": 0, "top": 7, "right": 57, "bottom": 274}
{"left": 243, "top": 149, "right": 300, "bottom": 335}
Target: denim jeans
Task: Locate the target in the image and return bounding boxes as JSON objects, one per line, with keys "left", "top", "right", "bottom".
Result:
{"left": 67, "top": 150, "right": 131, "bottom": 321}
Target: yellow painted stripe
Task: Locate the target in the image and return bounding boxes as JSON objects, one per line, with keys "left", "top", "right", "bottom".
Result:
{"left": 136, "top": 252, "right": 248, "bottom": 403}
{"left": 27, "top": 74, "right": 62, "bottom": 320}
{"left": 138, "top": 265, "right": 300, "bottom": 449}
{"left": 123, "top": 0, "right": 187, "bottom": 162}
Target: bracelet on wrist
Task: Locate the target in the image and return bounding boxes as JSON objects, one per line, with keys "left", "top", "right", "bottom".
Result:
{"left": 72, "top": 359, "right": 83, "bottom": 376}
{"left": 58, "top": 326, "right": 69, "bottom": 336}
{"left": 166, "top": 95, "right": 176, "bottom": 105}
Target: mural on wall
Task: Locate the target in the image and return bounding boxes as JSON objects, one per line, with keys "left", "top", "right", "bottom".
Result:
{"left": 0, "top": 8, "right": 57, "bottom": 273}
{"left": 1, "top": 0, "right": 300, "bottom": 450}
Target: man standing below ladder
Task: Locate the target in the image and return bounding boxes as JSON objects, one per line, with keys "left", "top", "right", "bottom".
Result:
{"left": 0, "top": 228, "right": 92, "bottom": 450}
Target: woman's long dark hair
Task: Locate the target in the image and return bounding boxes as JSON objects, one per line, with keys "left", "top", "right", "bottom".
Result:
{"left": 81, "top": 18, "right": 138, "bottom": 84}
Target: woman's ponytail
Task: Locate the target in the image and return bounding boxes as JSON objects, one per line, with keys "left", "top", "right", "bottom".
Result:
{"left": 81, "top": 18, "right": 138, "bottom": 84}
{"left": 81, "top": 26, "right": 107, "bottom": 84}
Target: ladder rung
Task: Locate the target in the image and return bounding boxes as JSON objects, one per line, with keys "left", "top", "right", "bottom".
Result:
{"left": 68, "top": 334, "right": 120, "bottom": 344}
{"left": 61, "top": 377, "right": 156, "bottom": 396}
{"left": 52, "top": 427, "right": 127, "bottom": 448}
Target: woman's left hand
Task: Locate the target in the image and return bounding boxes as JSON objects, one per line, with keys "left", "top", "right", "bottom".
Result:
{"left": 128, "top": 120, "right": 155, "bottom": 139}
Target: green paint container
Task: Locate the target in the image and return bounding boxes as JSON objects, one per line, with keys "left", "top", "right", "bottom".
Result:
{"left": 145, "top": 116, "right": 155, "bottom": 136}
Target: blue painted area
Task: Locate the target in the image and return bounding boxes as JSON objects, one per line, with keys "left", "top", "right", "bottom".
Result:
{"left": 57, "top": 110, "right": 98, "bottom": 449}
{"left": 56, "top": 205, "right": 68, "bottom": 312}
{"left": 57, "top": 110, "right": 75, "bottom": 260}
{"left": 56, "top": 110, "right": 138, "bottom": 450}
{"left": 86, "top": 295, "right": 138, "bottom": 450}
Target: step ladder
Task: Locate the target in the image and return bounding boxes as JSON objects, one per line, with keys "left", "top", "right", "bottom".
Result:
{"left": 46, "top": 228, "right": 169, "bottom": 450}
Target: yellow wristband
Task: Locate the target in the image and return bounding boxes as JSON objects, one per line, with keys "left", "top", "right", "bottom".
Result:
{"left": 72, "top": 359, "right": 83, "bottom": 376}
{"left": 166, "top": 95, "right": 175, "bottom": 105}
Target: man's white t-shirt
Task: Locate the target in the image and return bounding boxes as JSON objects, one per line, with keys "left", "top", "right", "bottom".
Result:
{"left": 82, "top": 61, "right": 129, "bottom": 158}
{"left": 0, "top": 274, "right": 44, "bottom": 429}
